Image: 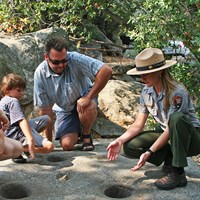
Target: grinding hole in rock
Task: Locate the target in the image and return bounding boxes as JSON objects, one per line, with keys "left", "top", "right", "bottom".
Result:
{"left": 46, "top": 155, "right": 65, "bottom": 162}
{"left": 0, "top": 183, "right": 31, "bottom": 199}
{"left": 104, "top": 185, "right": 133, "bottom": 198}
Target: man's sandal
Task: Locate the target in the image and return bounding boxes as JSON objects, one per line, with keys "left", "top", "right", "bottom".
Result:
{"left": 82, "top": 134, "right": 94, "bottom": 151}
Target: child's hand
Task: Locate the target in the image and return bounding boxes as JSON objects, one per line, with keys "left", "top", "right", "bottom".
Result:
{"left": 28, "top": 140, "right": 35, "bottom": 159}
{"left": 0, "top": 110, "right": 9, "bottom": 130}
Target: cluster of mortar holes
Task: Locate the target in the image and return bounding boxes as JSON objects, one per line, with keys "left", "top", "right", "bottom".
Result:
{"left": 0, "top": 183, "right": 31, "bottom": 199}
{"left": 47, "top": 155, "right": 65, "bottom": 162}
{"left": 104, "top": 185, "right": 133, "bottom": 199}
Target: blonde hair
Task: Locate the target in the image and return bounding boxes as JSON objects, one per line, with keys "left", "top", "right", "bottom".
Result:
{"left": 162, "top": 68, "right": 182, "bottom": 111}
{"left": 1, "top": 73, "right": 26, "bottom": 96}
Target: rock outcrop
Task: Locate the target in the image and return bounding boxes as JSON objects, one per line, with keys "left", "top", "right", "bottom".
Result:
{"left": 0, "top": 28, "right": 143, "bottom": 137}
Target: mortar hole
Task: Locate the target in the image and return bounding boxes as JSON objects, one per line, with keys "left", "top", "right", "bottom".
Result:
{"left": 0, "top": 183, "right": 31, "bottom": 199}
{"left": 47, "top": 155, "right": 65, "bottom": 162}
{"left": 104, "top": 185, "right": 132, "bottom": 198}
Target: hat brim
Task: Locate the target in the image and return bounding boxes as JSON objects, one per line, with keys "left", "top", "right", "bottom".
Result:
{"left": 127, "top": 60, "right": 177, "bottom": 75}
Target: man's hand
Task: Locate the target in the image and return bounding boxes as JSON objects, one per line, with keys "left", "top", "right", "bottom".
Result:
{"left": 77, "top": 96, "right": 91, "bottom": 114}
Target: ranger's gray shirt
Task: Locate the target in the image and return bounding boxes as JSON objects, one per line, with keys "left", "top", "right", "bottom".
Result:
{"left": 34, "top": 51, "right": 104, "bottom": 113}
{"left": 139, "top": 84, "right": 200, "bottom": 129}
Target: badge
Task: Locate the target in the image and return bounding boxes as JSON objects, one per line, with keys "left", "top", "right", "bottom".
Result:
{"left": 172, "top": 96, "right": 182, "bottom": 109}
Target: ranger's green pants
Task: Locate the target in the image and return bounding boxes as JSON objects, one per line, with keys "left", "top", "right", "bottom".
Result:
{"left": 122, "top": 112, "right": 200, "bottom": 167}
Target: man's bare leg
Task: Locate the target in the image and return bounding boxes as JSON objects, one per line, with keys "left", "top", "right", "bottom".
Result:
{"left": 60, "top": 133, "right": 78, "bottom": 151}
{"left": 78, "top": 101, "right": 97, "bottom": 150}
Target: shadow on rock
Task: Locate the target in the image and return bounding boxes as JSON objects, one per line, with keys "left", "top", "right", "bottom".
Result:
{"left": 27, "top": 152, "right": 74, "bottom": 167}
{"left": 144, "top": 168, "right": 163, "bottom": 179}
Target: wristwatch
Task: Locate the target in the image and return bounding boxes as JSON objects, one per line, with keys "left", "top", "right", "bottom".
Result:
{"left": 146, "top": 148, "right": 154, "bottom": 155}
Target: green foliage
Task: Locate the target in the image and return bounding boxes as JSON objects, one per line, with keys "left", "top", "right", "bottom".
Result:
{"left": 127, "top": 0, "right": 200, "bottom": 57}
{"left": 171, "top": 62, "right": 200, "bottom": 111}
{"left": 144, "top": 115, "right": 157, "bottom": 131}
{"left": 0, "top": 0, "right": 199, "bottom": 105}
{"left": 0, "top": 0, "right": 199, "bottom": 122}
{"left": 0, "top": 1, "right": 199, "bottom": 56}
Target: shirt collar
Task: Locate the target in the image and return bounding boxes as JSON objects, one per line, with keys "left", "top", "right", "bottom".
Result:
{"left": 44, "top": 61, "right": 51, "bottom": 78}
{"left": 147, "top": 86, "right": 165, "bottom": 98}
{"left": 44, "top": 61, "right": 64, "bottom": 78}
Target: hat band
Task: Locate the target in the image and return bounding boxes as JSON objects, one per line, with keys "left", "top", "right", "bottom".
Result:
{"left": 136, "top": 60, "right": 166, "bottom": 71}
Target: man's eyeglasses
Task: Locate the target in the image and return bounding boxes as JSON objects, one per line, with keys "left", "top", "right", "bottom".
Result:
{"left": 48, "top": 56, "right": 67, "bottom": 65}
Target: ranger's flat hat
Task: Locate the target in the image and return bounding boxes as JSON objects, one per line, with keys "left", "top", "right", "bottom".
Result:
{"left": 127, "top": 48, "right": 177, "bottom": 75}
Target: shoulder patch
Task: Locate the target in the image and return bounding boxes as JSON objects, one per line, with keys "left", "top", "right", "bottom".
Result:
{"left": 172, "top": 96, "right": 182, "bottom": 109}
